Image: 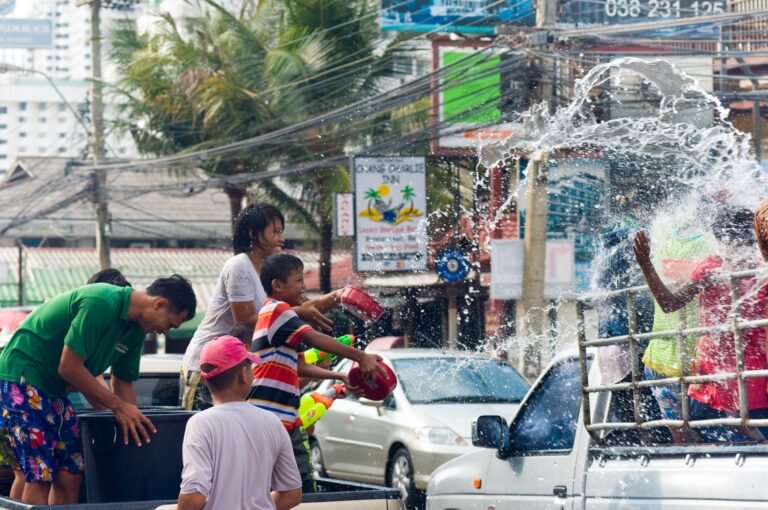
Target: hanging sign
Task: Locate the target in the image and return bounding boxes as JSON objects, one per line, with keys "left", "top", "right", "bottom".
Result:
{"left": 354, "top": 157, "right": 428, "bottom": 272}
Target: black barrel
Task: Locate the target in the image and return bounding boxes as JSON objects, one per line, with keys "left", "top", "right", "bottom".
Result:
{"left": 79, "top": 409, "right": 195, "bottom": 503}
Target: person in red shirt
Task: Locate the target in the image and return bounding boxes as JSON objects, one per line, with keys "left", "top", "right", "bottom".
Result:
{"left": 634, "top": 207, "right": 768, "bottom": 441}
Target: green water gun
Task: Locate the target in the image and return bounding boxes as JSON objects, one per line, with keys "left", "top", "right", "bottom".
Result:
{"left": 304, "top": 334, "right": 355, "bottom": 365}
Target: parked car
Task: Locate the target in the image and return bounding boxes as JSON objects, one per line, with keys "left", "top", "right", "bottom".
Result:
{"left": 69, "top": 353, "right": 183, "bottom": 409}
{"left": 308, "top": 348, "right": 531, "bottom": 508}
{"left": 0, "top": 306, "right": 34, "bottom": 349}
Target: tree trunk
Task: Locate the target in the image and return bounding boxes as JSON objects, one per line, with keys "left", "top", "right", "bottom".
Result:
{"left": 225, "top": 186, "right": 246, "bottom": 235}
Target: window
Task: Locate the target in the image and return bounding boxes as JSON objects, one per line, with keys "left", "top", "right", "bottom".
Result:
{"left": 59, "top": 117, "right": 66, "bottom": 123}
{"left": 19, "top": 132, "right": 26, "bottom": 138}
{"left": 0, "top": 107, "right": 6, "bottom": 114}
{"left": 59, "top": 133, "right": 66, "bottom": 139}
{"left": 508, "top": 359, "right": 583, "bottom": 453}
{"left": 57, "top": 147, "right": 66, "bottom": 154}
{"left": 37, "top": 103, "right": 47, "bottom": 112}
{"left": 19, "top": 102, "right": 27, "bottom": 111}
{"left": 58, "top": 103, "right": 67, "bottom": 112}
{"left": 0, "top": 155, "right": 7, "bottom": 160}
{"left": 18, "top": 117, "right": 26, "bottom": 122}
{"left": 0, "top": 125, "right": 6, "bottom": 129}
{"left": 0, "top": 140, "right": 6, "bottom": 144}
{"left": 38, "top": 117, "right": 47, "bottom": 123}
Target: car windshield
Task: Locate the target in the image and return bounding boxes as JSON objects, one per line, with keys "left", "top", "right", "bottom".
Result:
{"left": 392, "top": 357, "right": 530, "bottom": 405}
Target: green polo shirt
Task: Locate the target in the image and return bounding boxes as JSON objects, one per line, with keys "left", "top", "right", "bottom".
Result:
{"left": 0, "top": 284, "right": 144, "bottom": 399}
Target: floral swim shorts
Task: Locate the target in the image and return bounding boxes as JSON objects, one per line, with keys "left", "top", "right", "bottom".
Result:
{"left": 644, "top": 367, "right": 684, "bottom": 420}
{"left": 0, "top": 377, "right": 84, "bottom": 482}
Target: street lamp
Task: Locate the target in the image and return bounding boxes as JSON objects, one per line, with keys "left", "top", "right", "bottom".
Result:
{"left": 0, "top": 63, "right": 92, "bottom": 139}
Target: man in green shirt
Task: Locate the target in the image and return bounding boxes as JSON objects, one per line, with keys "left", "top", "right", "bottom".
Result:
{"left": 0, "top": 274, "right": 196, "bottom": 505}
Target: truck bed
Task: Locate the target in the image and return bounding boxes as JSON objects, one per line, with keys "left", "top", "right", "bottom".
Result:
{"left": 0, "top": 478, "right": 403, "bottom": 509}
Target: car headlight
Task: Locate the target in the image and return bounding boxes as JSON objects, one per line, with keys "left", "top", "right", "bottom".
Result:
{"left": 416, "top": 426, "right": 466, "bottom": 446}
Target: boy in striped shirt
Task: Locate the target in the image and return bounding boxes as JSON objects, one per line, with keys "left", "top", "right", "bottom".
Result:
{"left": 249, "top": 253, "right": 385, "bottom": 493}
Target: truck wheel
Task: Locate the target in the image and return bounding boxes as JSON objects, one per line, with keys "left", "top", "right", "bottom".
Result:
{"left": 387, "top": 447, "right": 423, "bottom": 509}
{"left": 309, "top": 438, "right": 326, "bottom": 477}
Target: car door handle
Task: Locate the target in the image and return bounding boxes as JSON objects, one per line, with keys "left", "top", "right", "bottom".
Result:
{"left": 553, "top": 485, "right": 567, "bottom": 498}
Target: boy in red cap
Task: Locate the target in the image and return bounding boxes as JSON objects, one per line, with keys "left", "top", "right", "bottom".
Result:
{"left": 249, "top": 253, "right": 386, "bottom": 493}
{"left": 178, "top": 336, "right": 301, "bottom": 510}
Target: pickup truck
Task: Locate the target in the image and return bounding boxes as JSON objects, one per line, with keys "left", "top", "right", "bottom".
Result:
{"left": 428, "top": 273, "right": 768, "bottom": 509}
{"left": 0, "top": 355, "right": 403, "bottom": 510}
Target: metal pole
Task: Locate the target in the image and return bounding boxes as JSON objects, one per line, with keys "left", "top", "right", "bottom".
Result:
{"left": 16, "top": 241, "right": 23, "bottom": 306}
{"left": 517, "top": 152, "right": 549, "bottom": 377}
{"left": 90, "top": 0, "right": 110, "bottom": 269}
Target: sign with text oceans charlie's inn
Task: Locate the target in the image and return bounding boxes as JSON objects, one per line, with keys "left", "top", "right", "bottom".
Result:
{"left": 354, "top": 157, "right": 428, "bottom": 272}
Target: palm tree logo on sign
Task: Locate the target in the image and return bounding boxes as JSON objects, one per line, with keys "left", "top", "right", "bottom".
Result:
{"left": 360, "top": 184, "right": 423, "bottom": 224}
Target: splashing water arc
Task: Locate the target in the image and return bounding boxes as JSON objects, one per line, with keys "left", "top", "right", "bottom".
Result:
{"left": 469, "top": 57, "right": 768, "bottom": 365}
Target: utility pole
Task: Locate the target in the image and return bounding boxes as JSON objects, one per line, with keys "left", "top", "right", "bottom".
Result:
{"left": 78, "top": 0, "right": 110, "bottom": 269}
{"left": 514, "top": 0, "right": 556, "bottom": 377}
{"left": 517, "top": 151, "right": 549, "bottom": 377}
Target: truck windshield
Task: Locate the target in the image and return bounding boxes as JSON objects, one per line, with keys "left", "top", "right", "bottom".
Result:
{"left": 393, "top": 357, "right": 531, "bottom": 405}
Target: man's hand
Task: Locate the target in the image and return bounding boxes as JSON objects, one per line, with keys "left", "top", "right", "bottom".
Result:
{"left": 633, "top": 230, "right": 652, "bottom": 266}
{"left": 294, "top": 303, "right": 333, "bottom": 332}
{"left": 112, "top": 401, "right": 156, "bottom": 447}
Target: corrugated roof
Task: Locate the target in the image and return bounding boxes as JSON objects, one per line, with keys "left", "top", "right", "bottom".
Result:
{"left": 0, "top": 247, "right": 351, "bottom": 309}
{"left": 0, "top": 157, "right": 232, "bottom": 240}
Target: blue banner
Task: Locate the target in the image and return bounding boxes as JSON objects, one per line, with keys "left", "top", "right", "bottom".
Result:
{"left": 381, "top": 0, "right": 535, "bottom": 34}
{"left": 0, "top": 19, "right": 53, "bottom": 49}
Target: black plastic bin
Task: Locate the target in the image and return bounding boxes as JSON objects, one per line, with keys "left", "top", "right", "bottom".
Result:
{"left": 78, "top": 409, "right": 195, "bottom": 504}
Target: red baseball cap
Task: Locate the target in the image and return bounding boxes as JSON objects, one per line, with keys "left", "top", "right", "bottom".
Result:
{"left": 200, "top": 335, "right": 261, "bottom": 379}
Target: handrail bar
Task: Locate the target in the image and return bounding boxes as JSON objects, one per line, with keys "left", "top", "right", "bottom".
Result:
{"left": 582, "top": 318, "right": 768, "bottom": 348}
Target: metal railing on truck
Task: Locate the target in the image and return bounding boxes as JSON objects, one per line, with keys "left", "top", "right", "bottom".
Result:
{"left": 576, "top": 267, "right": 768, "bottom": 443}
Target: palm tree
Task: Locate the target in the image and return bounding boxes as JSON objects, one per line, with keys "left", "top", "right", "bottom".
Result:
{"left": 109, "top": 1, "right": 333, "bottom": 228}
{"left": 401, "top": 185, "right": 415, "bottom": 213}
{"left": 364, "top": 188, "right": 381, "bottom": 214}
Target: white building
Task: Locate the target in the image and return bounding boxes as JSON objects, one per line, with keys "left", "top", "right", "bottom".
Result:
{"left": 0, "top": 0, "right": 138, "bottom": 174}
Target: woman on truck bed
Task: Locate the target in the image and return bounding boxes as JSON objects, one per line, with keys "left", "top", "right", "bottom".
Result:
{"left": 634, "top": 207, "right": 768, "bottom": 441}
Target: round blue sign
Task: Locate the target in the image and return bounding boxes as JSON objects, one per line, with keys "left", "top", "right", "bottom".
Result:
{"left": 436, "top": 247, "right": 470, "bottom": 283}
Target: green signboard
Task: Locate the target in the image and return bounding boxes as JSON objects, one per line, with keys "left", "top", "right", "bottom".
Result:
{"left": 441, "top": 51, "right": 501, "bottom": 125}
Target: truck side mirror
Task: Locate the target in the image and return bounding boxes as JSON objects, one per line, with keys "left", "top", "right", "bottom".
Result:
{"left": 472, "top": 415, "right": 510, "bottom": 453}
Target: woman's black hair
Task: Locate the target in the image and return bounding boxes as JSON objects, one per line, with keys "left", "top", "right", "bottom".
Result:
{"left": 87, "top": 268, "right": 131, "bottom": 287}
{"left": 231, "top": 203, "right": 285, "bottom": 255}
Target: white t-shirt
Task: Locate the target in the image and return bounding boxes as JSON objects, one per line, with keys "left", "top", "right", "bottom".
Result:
{"left": 183, "top": 253, "right": 267, "bottom": 371}
{"left": 179, "top": 402, "right": 301, "bottom": 509}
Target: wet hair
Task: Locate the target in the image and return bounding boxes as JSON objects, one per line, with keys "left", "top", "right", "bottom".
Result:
{"left": 146, "top": 274, "right": 197, "bottom": 320}
{"left": 231, "top": 203, "right": 285, "bottom": 255}
{"left": 229, "top": 321, "right": 255, "bottom": 350}
{"left": 202, "top": 359, "right": 250, "bottom": 393}
{"left": 260, "top": 253, "right": 304, "bottom": 295}
{"left": 87, "top": 268, "right": 131, "bottom": 288}
{"left": 712, "top": 207, "right": 755, "bottom": 246}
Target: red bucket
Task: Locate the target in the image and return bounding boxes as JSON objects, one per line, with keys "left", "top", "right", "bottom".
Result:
{"left": 348, "top": 360, "right": 397, "bottom": 401}
{"left": 340, "top": 286, "right": 384, "bottom": 322}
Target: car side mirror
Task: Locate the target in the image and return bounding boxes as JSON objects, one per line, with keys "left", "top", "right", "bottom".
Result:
{"left": 472, "top": 415, "right": 510, "bottom": 455}
{"left": 359, "top": 397, "right": 384, "bottom": 408}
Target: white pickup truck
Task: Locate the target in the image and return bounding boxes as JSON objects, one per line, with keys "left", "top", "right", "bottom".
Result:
{"left": 428, "top": 275, "right": 768, "bottom": 509}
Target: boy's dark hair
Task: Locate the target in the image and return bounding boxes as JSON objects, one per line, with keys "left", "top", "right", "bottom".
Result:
{"left": 87, "top": 268, "right": 131, "bottom": 288}
{"left": 201, "top": 359, "right": 249, "bottom": 393}
{"left": 229, "top": 321, "right": 255, "bottom": 349}
{"left": 713, "top": 207, "right": 755, "bottom": 246}
{"left": 232, "top": 203, "right": 285, "bottom": 255}
{"left": 260, "top": 253, "right": 304, "bottom": 295}
{"left": 147, "top": 274, "right": 197, "bottom": 320}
